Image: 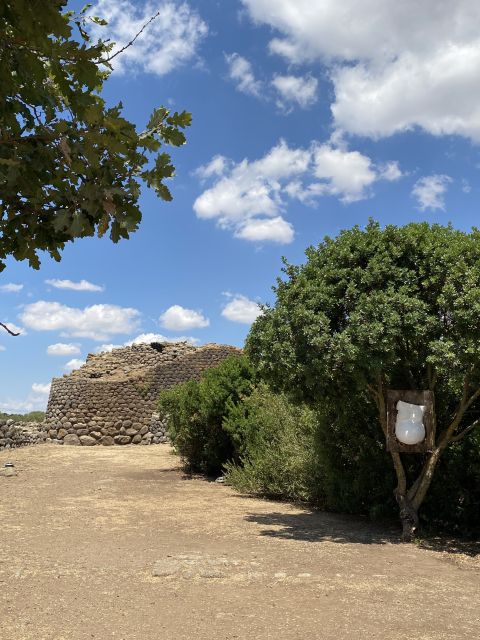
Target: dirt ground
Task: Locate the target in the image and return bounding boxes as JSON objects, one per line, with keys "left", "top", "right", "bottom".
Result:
{"left": 0, "top": 444, "right": 478, "bottom": 640}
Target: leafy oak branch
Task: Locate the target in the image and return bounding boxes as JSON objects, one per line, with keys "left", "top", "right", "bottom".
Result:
{"left": 0, "top": 0, "right": 191, "bottom": 335}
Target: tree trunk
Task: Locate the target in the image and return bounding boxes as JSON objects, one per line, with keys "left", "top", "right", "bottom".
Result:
{"left": 395, "top": 492, "right": 419, "bottom": 541}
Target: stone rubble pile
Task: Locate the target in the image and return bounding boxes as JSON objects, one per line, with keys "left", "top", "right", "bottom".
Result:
{"left": 0, "top": 420, "right": 48, "bottom": 450}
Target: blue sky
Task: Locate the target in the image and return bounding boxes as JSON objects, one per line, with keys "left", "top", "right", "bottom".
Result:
{"left": 2, "top": 0, "right": 480, "bottom": 412}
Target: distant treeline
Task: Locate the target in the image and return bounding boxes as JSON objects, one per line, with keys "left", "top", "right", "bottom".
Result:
{"left": 0, "top": 411, "right": 45, "bottom": 423}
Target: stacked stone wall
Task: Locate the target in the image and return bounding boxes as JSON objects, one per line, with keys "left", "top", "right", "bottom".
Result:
{"left": 45, "top": 342, "right": 241, "bottom": 446}
{"left": 0, "top": 420, "right": 47, "bottom": 451}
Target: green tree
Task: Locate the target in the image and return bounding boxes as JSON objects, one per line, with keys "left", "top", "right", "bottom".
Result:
{"left": 247, "top": 221, "right": 480, "bottom": 539}
{"left": 0, "top": 0, "right": 191, "bottom": 277}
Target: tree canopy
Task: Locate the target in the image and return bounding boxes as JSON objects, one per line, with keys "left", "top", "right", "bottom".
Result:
{"left": 0, "top": 0, "right": 191, "bottom": 272}
{"left": 247, "top": 220, "right": 480, "bottom": 537}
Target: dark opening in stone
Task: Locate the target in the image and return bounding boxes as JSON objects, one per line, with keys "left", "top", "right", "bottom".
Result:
{"left": 150, "top": 343, "right": 165, "bottom": 353}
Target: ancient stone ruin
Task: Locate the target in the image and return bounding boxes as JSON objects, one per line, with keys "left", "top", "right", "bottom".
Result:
{"left": 0, "top": 419, "right": 47, "bottom": 450}
{"left": 44, "top": 341, "right": 241, "bottom": 446}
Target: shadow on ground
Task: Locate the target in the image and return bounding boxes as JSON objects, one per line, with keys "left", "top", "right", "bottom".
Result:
{"left": 245, "top": 509, "right": 399, "bottom": 545}
{"left": 245, "top": 509, "right": 480, "bottom": 557}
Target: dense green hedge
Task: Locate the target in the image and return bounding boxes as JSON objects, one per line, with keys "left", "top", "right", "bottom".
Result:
{"left": 159, "top": 356, "right": 480, "bottom": 536}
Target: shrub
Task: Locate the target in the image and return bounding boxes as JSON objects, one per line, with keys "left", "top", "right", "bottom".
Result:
{"left": 158, "top": 355, "right": 253, "bottom": 475}
{"left": 224, "top": 384, "right": 324, "bottom": 503}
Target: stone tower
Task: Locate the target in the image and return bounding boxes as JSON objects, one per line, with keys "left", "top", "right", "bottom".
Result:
{"left": 45, "top": 341, "right": 241, "bottom": 445}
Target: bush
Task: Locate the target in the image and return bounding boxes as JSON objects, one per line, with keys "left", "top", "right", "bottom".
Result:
{"left": 158, "top": 355, "right": 253, "bottom": 475}
{"left": 224, "top": 384, "right": 324, "bottom": 504}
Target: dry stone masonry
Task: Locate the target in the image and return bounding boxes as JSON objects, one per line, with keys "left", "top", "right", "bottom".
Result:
{"left": 45, "top": 342, "right": 241, "bottom": 446}
{"left": 0, "top": 420, "right": 47, "bottom": 450}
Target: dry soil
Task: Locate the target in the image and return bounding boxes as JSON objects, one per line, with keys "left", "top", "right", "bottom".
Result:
{"left": 0, "top": 444, "right": 478, "bottom": 640}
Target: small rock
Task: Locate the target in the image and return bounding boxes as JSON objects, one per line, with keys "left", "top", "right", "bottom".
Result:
{"left": 79, "top": 435, "right": 96, "bottom": 446}
{"left": 113, "top": 435, "right": 131, "bottom": 445}
{"left": 64, "top": 434, "right": 81, "bottom": 446}
{"left": 100, "top": 435, "right": 115, "bottom": 446}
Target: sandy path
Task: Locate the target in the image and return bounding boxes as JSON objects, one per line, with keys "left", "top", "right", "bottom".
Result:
{"left": 0, "top": 444, "right": 478, "bottom": 640}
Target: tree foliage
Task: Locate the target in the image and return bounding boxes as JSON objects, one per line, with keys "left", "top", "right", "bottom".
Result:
{"left": 0, "top": 0, "right": 191, "bottom": 272}
{"left": 247, "top": 221, "right": 480, "bottom": 538}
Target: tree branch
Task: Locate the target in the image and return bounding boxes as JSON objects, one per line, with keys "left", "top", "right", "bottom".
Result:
{"left": 104, "top": 12, "right": 161, "bottom": 63}
{"left": 450, "top": 418, "right": 480, "bottom": 443}
{"left": 0, "top": 323, "right": 20, "bottom": 336}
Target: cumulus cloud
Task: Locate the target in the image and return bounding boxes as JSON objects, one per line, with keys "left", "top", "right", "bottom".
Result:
{"left": 47, "top": 343, "right": 81, "bottom": 357}
{"left": 45, "top": 279, "right": 104, "bottom": 292}
{"left": 235, "top": 217, "right": 294, "bottom": 244}
{"left": 89, "top": 0, "right": 208, "bottom": 76}
{"left": 272, "top": 74, "right": 318, "bottom": 110}
{"left": 222, "top": 295, "right": 263, "bottom": 324}
{"left": 31, "top": 382, "right": 51, "bottom": 395}
{"left": 19, "top": 301, "right": 140, "bottom": 341}
{"left": 0, "top": 382, "right": 51, "bottom": 414}
{"left": 0, "top": 345, "right": 5, "bottom": 352}
{"left": 225, "top": 53, "right": 263, "bottom": 96}
{"left": 194, "top": 155, "right": 229, "bottom": 181}
{"left": 125, "top": 332, "right": 200, "bottom": 346}
{"left": 0, "top": 283, "right": 23, "bottom": 293}
{"left": 0, "top": 396, "right": 48, "bottom": 414}
{"left": 159, "top": 305, "right": 209, "bottom": 331}
{"left": 412, "top": 175, "right": 452, "bottom": 211}
{"left": 241, "top": 0, "right": 480, "bottom": 142}
{"left": 194, "top": 139, "right": 401, "bottom": 242}
{"left": 96, "top": 333, "right": 200, "bottom": 353}
{"left": 64, "top": 358, "right": 86, "bottom": 373}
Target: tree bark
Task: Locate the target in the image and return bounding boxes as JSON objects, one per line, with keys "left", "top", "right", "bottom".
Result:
{"left": 395, "top": 491, "right": 419, "bottom": 541}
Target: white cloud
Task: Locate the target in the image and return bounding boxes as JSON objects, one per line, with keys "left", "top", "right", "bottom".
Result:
{"left": 194, "top": 155, "right": 229, "bottom": 181}
{"left": 47, "top": 343, "right": 81, "bottom": 357}
{"left": 222, "top": 295, "right": 263, "bottom": 324}
{"left": 0, "top": 283, "right": 23, "bottom": 293}
{"left": 0, "top": 345, "right": 5, "bottom": 352}
{"left": 0, "top": 396, "right": 48, "bottom": 414}
{"left": 97, "top": 332, "right": 200, "bottom": 353}
{"left": 89, "top": 0, "right": 208, "bottom": 76}
{"left": 312, "top": 144, "right": 378, "bottom": 203}
{"left": 159, "top": 305, "right": 209, "bottom": 331}
{"left": 235, "top": 217, "right": 294, "bottom": 244}
{"left": 125, "top": 332, "right": 200, "bottom": 346}
{"left": 194, "top": 139, "right": 401, "bottom": 241}
{"left": 0, "top": 383, "right": 51, "bottom": 413}
{"left": 64, "top": 358, "right": 86, "bottom": 373}
{"left": 19, "top": 301, "right": 140, "bottom": 341}
{"left": 241, "top": 0, "right": 480, "bottom": 142}
{"left": 379, "top": 162, "right": 403, "bottom": 182}
{"left": 45, "top": 279, "right": 104, "bottom": 292}
{"left": 31, "top": 382, "right": 51, "bottom": 395}
{"left": 412, "top": 175, "right": 452, "bottom": 211}
{"left": 272, "top": 74, "right": 318, "bottom": 110}
{"left": 225, "top": 53, "right": 263, "bottom": 96}
{"left": 462, "top": 178, "right": 472, "bottom": 194}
